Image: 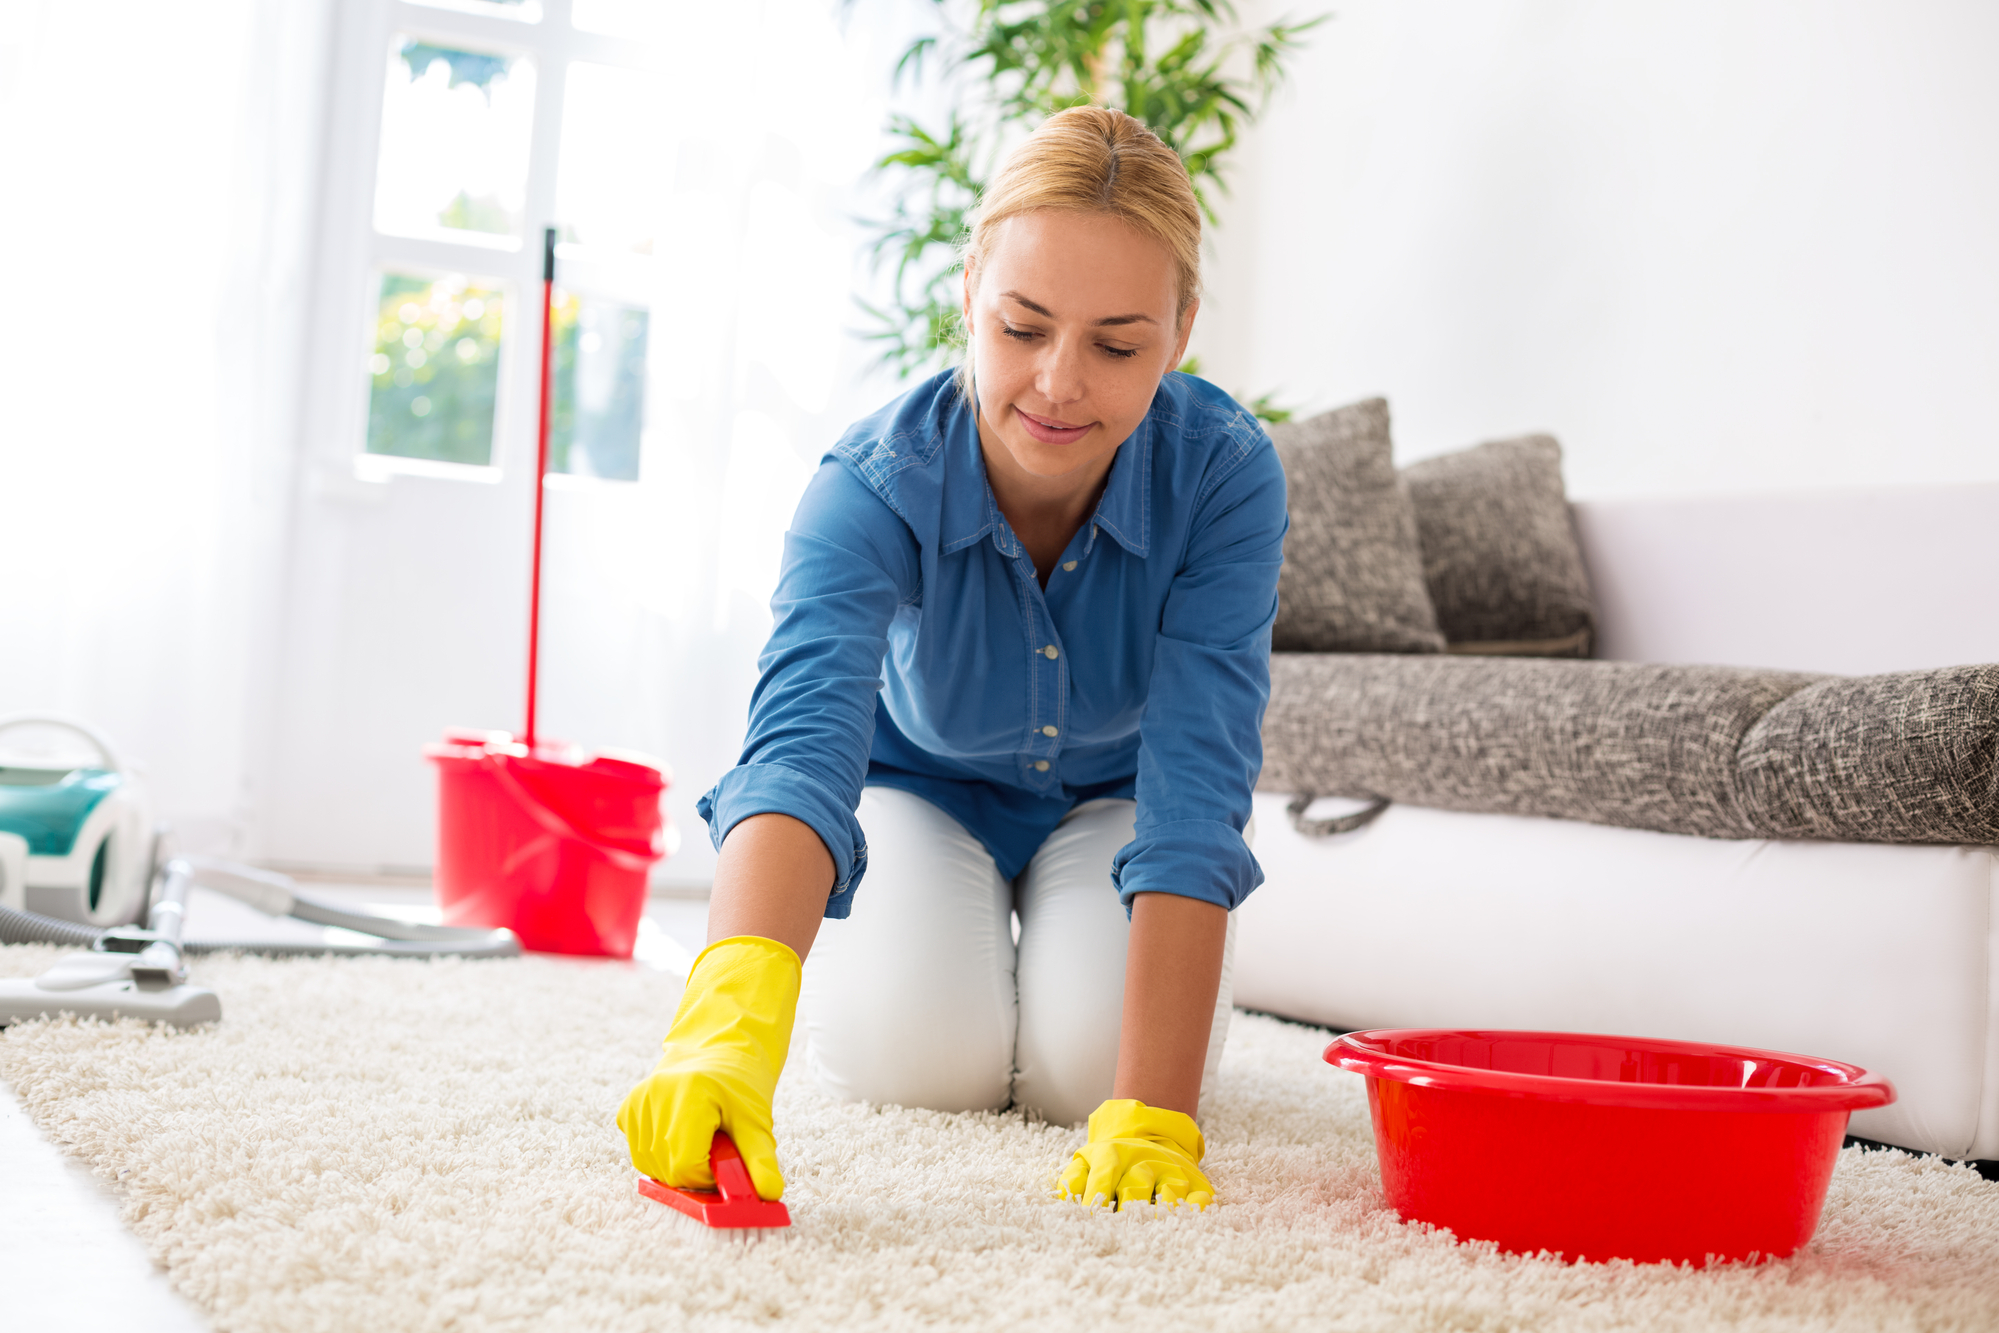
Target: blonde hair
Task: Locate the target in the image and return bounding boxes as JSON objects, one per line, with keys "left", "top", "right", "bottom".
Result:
{"left": 962, "top": 106, "right": 1202, "bottom": 335}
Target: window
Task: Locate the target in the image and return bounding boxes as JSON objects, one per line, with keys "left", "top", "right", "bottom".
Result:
{"left": 342, "top": 0, "right": 657, "bottom": 481}
{"left": 366, "top": 271, "right": 506, "bottom": 465}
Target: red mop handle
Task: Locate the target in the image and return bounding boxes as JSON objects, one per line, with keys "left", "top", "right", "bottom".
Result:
{"left": 524, "top": 226, "right": 557, "bottom": 750}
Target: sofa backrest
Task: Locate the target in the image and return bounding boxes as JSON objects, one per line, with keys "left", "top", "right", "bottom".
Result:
{"left": 1573, "top": 481, "right": 1999, "bottom": 674}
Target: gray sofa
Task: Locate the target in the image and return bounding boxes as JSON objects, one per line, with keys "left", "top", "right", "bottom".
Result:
{"left": 1238, "top": 398, "right": 1999, "bottom": 1168}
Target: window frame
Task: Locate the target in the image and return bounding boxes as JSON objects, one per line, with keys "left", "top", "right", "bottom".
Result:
{"left": 304, "top": 0, "right": 657, "bottom": 488}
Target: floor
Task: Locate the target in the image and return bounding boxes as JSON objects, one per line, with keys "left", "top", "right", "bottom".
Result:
{"left": 0, "top": 881, "right": 713, "bottom": 1333}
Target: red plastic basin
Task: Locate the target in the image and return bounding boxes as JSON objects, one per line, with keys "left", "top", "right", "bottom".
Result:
{"left": 1323, "top": 1029, "right": 1894, "bottom": 1266}
{"left": 425, "top": 730, "right": 670, "bottom": 958}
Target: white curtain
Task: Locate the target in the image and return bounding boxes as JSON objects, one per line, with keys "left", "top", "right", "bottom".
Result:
{"left": 0, "top": 0, "right": 336, "bottom": 853}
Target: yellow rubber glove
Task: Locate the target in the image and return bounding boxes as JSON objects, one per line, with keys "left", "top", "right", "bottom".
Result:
{"left": 1060, "top": 1098, "right": 1215, "bottom": 1210}
{"left": 616, "top": 935, "right": 800, "bottom": 1201}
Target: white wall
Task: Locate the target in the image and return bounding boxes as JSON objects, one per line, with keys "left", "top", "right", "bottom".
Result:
{"left": 1197, "top": 0, "right": 1999, "bottom": 499}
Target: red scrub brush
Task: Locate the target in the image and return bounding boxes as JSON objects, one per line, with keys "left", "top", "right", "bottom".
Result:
{"left": 638, "top": 1132, "right": 791, "bottom": 1230}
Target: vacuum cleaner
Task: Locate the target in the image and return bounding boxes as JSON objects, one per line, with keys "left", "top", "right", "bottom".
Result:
{"left": 0, "top": 715, "right": 157, "bottom": 927}
{"left": 0, "top": 856, "right": 521, "bottom": 1027}
{"left": 0, "top": 716, "right": 521, "bottom": 1028}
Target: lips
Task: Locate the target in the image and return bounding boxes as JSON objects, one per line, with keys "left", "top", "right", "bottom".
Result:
{"left": 1015, "top": 408, "right": 1095, "bottom": 445}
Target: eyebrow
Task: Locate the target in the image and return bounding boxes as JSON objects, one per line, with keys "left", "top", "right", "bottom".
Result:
{"left": 1002, "top": 290, "right": 1158, "bottom": 328}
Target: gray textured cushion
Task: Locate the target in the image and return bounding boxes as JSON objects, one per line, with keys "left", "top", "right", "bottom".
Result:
{"left": 1402, "top": 435, "right": 1595, "bottom": 656}
{"left": 1260, "top": 654, "right": 1999, "bottom": 846}
{"left": 1740, "top": 668, "right": 1999, "bottom": 842}
{"left": 1270, "top": 399, "right": 1445, "bottom": 654}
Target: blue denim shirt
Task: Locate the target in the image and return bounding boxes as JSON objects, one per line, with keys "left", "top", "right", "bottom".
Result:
{"left": 698, "top": 369, "right": 1287, "bottom": 918}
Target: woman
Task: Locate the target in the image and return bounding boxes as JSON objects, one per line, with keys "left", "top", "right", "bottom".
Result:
{"left": 619, "top": 106, "right": 1286, "bottom": 1211}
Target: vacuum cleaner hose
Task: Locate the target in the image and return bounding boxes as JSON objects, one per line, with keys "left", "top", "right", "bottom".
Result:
{"left": 0, "top": 903, "right": 109, "bottom": 949}
{"left": 2, "top": 891, "right": 520, "bottom": 960}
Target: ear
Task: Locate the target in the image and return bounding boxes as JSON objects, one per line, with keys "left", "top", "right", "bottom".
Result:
{"left": 1169, "top": 298, "right": 1200, "bottom": 369}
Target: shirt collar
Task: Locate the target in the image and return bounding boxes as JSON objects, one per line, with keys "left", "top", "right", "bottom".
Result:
{"left": 938, "top": 391, "right": 1154, "bottom": 560}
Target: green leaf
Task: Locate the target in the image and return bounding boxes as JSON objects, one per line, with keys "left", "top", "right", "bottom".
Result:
{"left": 1240, "top": 388, "right": 1295, "bottom": 424}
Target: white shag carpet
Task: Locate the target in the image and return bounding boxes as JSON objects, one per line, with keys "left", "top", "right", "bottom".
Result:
{"left": 3, "top": 945, "right": 1998, "bottom": 1333}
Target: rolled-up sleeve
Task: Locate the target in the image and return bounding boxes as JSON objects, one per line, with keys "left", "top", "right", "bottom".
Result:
{"left": 1111, "top": 440, "right": 1287, "bottom": 912}
{"left": 697, "top": 460, "right": 916, "bottom": 918}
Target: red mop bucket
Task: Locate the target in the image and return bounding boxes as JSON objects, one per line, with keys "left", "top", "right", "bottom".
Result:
{"left": 426, "top": 731, "right": 667, "bottom": 957}
{"left": 423, "top": 229, "right": 672, "bottom": 958}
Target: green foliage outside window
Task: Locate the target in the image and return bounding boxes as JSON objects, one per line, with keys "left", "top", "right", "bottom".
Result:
{"left": 398, "top": 41, "right": 512, "bottom": 93}
{"left": 548, "top": 295, "right": 649, "bottom": 481}
{"left": 366, "top": 274, "right": 505, "bottom": 466}
{"left": 392, "top": 41, "right": 524, "bottom": 237}
{"left": 859, "top": 0, "right": 1323, "bottom": 421}
{"left": 364, "top": 276, "right": 647, "bottom": 477}
{"left": 437, "top": 190, "right": 515, "bottom": 234}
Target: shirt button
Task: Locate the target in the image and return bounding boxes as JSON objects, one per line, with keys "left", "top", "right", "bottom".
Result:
{"left": 1042, "top": 645, "right": 1059, "bottom": 659}
{"left": 1062, "top": 561, "right": 1077, "bottom": 572}
{"left": 1041, "top": 725, "right": 1058, "bottom": 737}
{"left": 1034, "top": 760, "right": 1050, "bottom": 772}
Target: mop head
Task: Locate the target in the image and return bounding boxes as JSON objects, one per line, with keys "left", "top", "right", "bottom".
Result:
{"left": 638, "top": 1131, "right": 790, "bottom": 1232}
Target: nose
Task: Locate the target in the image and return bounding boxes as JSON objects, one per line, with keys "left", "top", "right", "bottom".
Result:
{"left": 1034, "top": 333, "right": 1088, "bottom": 408}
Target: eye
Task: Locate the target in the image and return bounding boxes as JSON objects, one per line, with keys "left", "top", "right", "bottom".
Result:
{"left": 1001, "top": 324, "right": 1037, "bottom": 342}
{"left": 1099, "top": 344, "right": 1139, "bottom": 360}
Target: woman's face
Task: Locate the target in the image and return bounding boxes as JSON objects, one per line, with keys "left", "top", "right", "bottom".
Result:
{"left": 962, "top": 209, "right": 1196, "bottom": 487}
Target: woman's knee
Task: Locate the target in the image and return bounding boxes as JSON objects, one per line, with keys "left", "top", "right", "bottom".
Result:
{"left": 803, "top": 924, "right": 1016, "bottom": 1111}
{"left": 1011, "top": 879, "right": 1126, "bottom": 1124}
{"left": 800, "top": 787, "right": 1016, "bottom": 1113}
{"left": 1011, "top": 799, "right": 1240, "bottom": 1124}
{"left": 1011, "top": 1013, "right": 1120, "bottom": 1127}
{"left": 1011, "top": 800, "right": 1136, "bottom": 1125}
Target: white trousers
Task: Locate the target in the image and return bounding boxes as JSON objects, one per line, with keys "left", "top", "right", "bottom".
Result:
{"left": 800, "top": 787, "right": 1238, "bottom": 1128}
